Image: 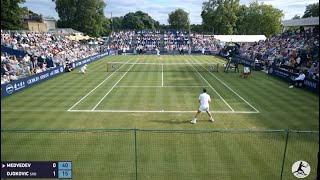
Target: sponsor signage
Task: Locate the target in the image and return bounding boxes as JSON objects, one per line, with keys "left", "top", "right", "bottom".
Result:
{"left": 1, "top": 66, "right": 64, "bottom": 98}
{"left": 268, "top": 67, "right": 319, "bottom": 93}
{"left": 233, "top": 56, "right": 254, "bottom": 67}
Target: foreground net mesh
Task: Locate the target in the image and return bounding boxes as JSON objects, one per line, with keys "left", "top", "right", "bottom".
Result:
{"left": 106, "top": 62, "right": 220, "bottom": 72}
{"left": 1, "top": 129, "right": 318, "bottom": 180}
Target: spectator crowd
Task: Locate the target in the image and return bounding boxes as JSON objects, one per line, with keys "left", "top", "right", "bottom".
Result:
{"left": 238, "top": 28, "right": 319, "bottom": 80}
{"left": 1, "top": 31, "right": 103, "bottom": 84}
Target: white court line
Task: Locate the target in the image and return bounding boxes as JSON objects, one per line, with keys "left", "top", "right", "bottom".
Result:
{"left": 194, "top": 59, "right": 260, "bottom": 113}
{"left": 185, "top": 58, "right": 235, "bottom": 112}
{"left": 106, "top": 62, "right": 216, "bottom": 65}
{"left": 161, "top": 63, "right": 164, "bottom": 87}
{"left": 68, "top": 109, "right": 259, "bottom": 113}
{"left": 68, "top": 58, "right": 133, "bottom": 111}
{"left": 116, "top": 86, "right": 210, "bottom": 88}
{"left": 92, "top": 59, "right": 140, "bottom": 110}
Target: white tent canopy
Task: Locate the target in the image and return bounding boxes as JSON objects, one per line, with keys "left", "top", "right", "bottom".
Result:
{"left": 213, "top": 35, "right": 267, "bottom": 43}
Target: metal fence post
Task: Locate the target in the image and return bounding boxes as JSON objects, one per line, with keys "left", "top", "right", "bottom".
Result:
{"left": 280, "top": 130, "right": 290, "bottom": 180}
{"left": 134, "top": 128, "right": 138, "bottom": 180}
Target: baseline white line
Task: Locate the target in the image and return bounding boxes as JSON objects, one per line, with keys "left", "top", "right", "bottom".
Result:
{"left": 185, "top": 58, "right": 235, "bottom": 112}
{"left": 194, "top": 59, "right": 260, "bottom": 113}
{"left": 116, "top": 86, "right": 210, "bottom": 88}
{"left": 92, "top": 59, "right": 140, "bottom": 110}
{"left": 161, "top": 63, "right": 164, "bottom": 87}
{"left": 68, "top": 58, "right": 133, "bottom": 111}
{"left": 106, "top": 62, "right": 217, "bottom": 65}
{"left": 68, "top": 109, "right": 259, "bottom": 113}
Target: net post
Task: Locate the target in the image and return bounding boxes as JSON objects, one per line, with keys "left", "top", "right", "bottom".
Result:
{"left": 280, "top": 129, "right": 289, "bottom": 180}
{"left": 217, "top": 63, "right": 219, "bottom": 72}
{"left": 134, "top": 128, "right": 138, "bottom": 180}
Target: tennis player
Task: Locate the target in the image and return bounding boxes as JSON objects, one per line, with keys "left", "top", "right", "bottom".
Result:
{"left": 191, "top": 88, "right": 214, "bottom": 124}
{"left": 156, "top": 47, "right": 161, "bottom": 59}
{"left": 79, "top": 64, "right": 87, "bottom": 74}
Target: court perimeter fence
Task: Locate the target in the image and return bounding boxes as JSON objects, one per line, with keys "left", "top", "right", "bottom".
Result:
{"left": 1, "top": 129, "right": 319, "bottom": 180}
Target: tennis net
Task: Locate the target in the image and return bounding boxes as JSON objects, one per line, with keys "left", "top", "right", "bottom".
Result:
{"left": 106, "top": 62, "right": 220, "bottom": 72}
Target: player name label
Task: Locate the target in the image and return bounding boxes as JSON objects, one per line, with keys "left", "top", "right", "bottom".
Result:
{"left": 6, "top": 163, "right": 32, "bottom": 168}
{"left": 7, "top": 172, "right": 30, "bottom": 176}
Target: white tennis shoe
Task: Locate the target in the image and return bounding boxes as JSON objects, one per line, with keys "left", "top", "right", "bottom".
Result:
{"left": 191, "top": 119, "right": 197, "bottom": 124}
{"left": 209, "top": 117, "right": 214, "bottom": 122}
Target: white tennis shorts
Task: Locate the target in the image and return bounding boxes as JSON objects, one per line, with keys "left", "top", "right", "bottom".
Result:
{"left": 199, "top": 105, "right": 209, "bottom": 111}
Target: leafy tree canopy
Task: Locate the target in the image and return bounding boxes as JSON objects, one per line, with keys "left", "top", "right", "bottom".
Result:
{"left": 55, "top": 0, "right": 110, "bottom": 37}
{"left": 1, "top": 0, "right": 26, "bottom": 30}
{"left": 302, "top": 2, "right": 319, "bottom": 18}
{"left": 168, "top": 9, "right": 189, "bottom": 30}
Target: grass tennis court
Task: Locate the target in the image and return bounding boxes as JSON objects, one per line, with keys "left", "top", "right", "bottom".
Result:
{"left": 1, "top": 55, "right": 319, "bottom": 179}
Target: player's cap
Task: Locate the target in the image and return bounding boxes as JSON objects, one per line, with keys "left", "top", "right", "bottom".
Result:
{"left": 84, "top": 64, "right": 87, "bottom": 66}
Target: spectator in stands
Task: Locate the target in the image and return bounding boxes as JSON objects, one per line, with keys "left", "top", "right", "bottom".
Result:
{"left": 307, "top": 63, "right": 318, "bottom": 77}
{"left": 1, "top": 64, "right": 9, "bottom": 75}
{"left": 22, "top": 54, "right": 30, "bottom": 63}
{"left": 295, "top": 55, "right": 301, "bottom": 68}
{"left": 288, "top": 57, "right": 296, "bottom": 73}
{"left": 1, "top": 74, "right": 10, "bottom": 84}
{"left": 289, "top": 71, "right": 306, "bottom": 88}
{"left": 9, "top": 73, "right": 19, "bottom": 81}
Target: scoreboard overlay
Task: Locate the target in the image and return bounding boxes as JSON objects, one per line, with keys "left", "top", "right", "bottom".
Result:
{"left": 1, "top": 161, "right": 72, "bottom": 179}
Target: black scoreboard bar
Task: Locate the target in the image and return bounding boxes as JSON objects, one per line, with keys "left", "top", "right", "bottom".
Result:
{"left": 1, "top": 161, "right": 72, "bottom": 178}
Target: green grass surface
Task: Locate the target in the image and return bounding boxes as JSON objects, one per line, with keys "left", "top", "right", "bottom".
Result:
{"left": 1, "top": 55, "right": 319, "bottom": 179}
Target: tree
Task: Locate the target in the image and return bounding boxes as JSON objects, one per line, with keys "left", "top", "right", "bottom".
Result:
{"left": 55, "top": 0, "right": 110, "bottom": 37}
{"left": 1, "top": 0, "right": 26, "bottom": 30}
{"left": 201, "top": 0, "right": 240, "bottom": 35}
{"left": 242, "top": 3, "right": 283, "bottom": 36}
{"left": 121, "top": 11, "right": 156, "bottom": 30}
{"left": 122, "top": 12, "right": 144, "bottom": 30}
{"left": 135, "top": 11, "right": 155, "bottom": 29}
{"left": 235, "top": 5, "right": 248, "bottom": 35}
{"left": 111, "top": 16, "right": 124, "bottom": 31}
{"left": 302, "top": 2, "right": 319, "bottom": 18}
{"left": 191, "top": 24, "right": 204, "bottom": 34}
{"left": 168, "top": 9, "right": 189, "bottom": 30}
{"left": 292, "top": 14, "right": 301, "bottom": 19}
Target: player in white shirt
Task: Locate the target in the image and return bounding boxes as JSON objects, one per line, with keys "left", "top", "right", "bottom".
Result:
{"left": 79, "top": 64, "right": 87, "bottom": 74}
{"left": 156, "top": 47, "right": 161, "bottom": 59}
{"left": 191, "top": 88, "right": 214, "bottom": 124}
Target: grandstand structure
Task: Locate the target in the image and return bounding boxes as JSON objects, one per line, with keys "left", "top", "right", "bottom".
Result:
{"left": 106, "top": 30, "right": 226, "bottom": 55}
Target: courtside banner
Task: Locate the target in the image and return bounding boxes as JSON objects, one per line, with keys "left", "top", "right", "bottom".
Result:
{"left": 1, "top": 65, "right": 65, "bottom": 98}
{"left": 268, "top": 67, "right": 319, "bottom": 93}
{"left": 233, "top": 56, "right": 254, "bottom": 67}
{"left": 71, "top": 51, "right": 109, "bottom": 69}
